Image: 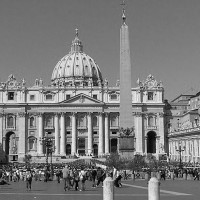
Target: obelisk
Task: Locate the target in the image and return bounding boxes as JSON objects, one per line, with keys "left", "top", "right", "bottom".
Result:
{"left": 119, "top": 4, "right": 133, "bottom": 129}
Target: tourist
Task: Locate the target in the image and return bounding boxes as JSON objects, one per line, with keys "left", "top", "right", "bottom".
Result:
{"left": 91, "top": 166, "right": 97, "bottom": 188}
{"left": 73, "top": 169, "right": 80, "bottom": 191}
{"left": 79, "top": 167, "right": 86, "bottom": 191}
{"left": 25, "top": 170, "right": 32, "bottom": 191}
{"left": 96, "top": 167, "right": 105, "bottom": 187}
{"left": 62, "top": 165, "right": 70, "bottom": 191}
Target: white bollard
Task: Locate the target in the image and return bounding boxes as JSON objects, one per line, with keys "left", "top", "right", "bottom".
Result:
{"left": 148, "top": 177, "right": 160, "bottom": 200}
{"left": 103, "top": 177, "right": 114, "bottom": 200}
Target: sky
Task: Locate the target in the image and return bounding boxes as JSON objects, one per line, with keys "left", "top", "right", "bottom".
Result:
{"left": 1, "top": 0, "right": 200, "bottom": 101}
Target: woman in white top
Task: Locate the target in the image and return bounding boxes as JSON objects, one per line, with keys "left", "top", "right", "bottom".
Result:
{"left": 79, "top": 168, "right": 86, "bottom": 191}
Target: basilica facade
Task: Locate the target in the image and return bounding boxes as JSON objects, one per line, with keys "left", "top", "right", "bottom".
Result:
{"left": 0, "top": 28, "right": 166, "bottom": 163}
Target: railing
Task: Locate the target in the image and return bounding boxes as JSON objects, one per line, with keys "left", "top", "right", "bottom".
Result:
{"left": 146, "top": 126, "right": 157, "bottom": 130}
{"left": 6, "top": 126, "right": 15, "bottom": 130}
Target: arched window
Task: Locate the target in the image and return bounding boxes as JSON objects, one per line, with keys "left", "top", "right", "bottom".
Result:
{"left": 93, "top": 116, "right": 98, "bottom": 127}
{"left": 30, "top": 117, "right": 35, "bottom": 128}
{"left": 28, "top": 136, "right": 37, "bottom": 151}
{"left": 7, "top": 116, "right": 14, "bottom": 128}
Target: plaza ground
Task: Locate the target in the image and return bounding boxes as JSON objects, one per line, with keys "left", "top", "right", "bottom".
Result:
{"left": 0, "top": 178, "right": 199, "bottom": 200}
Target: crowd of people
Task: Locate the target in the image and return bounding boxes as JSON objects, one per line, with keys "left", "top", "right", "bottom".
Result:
{"left": 0, "top": 160, "right": 200, "bottom": 192}
{"left": 0, "top": 160, "right": 123, "bottom": 191}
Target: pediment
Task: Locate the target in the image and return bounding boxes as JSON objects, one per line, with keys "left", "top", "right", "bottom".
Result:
{"left": 59, "top": 93, "right": 104, "bottom": 105}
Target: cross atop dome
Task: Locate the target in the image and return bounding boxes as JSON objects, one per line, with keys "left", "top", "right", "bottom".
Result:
{"left": 70, "top": 28, "right": 83, "bottom": 53}
{"left": 75, "top": 28, "right": 79, "bottom": 37}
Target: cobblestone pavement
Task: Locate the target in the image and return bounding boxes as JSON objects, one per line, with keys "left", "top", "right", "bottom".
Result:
{"left": 0, "top": 179, "right": 199, "bottom": 200}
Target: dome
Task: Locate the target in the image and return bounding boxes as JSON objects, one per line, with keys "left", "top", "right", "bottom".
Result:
{"left": 51, "top": 29, "right": 103, "bottom": 87}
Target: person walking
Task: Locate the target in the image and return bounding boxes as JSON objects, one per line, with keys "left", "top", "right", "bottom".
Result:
{"left": 96, "top": 167, "right": 105, "bottom": 187}
{"left": 73, "top": 169, "right": 80, "bottom": 191}
{"left": 91, "top": 166, "right": 97, "bottom": 188}
{"left": 79, "top": 167, "right": 86, "bottom": 191}
{"left": 25, "top": 170, "right": 32, "bottom": 191}
{"left": 62, "top": 165, "right": 70, "bottom": 191}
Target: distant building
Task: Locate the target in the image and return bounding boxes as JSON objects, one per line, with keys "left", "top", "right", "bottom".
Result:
{"left": 0, "top": 10, "right": 166, "bottom": 163}
{"left": 168, "top": 89, "right": 200, "bottom": 164}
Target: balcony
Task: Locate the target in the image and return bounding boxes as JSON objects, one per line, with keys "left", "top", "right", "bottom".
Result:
{"left": 77, "top": 126, "right": 87, "bottom": 130}
{"left": 6, "top": 126, "right": 15, "bottom": 130}
{"left": 146, "top": 126, "right": 157, "bottom": 130}
{"left": 44, "top": 125, "right": 54, "bottom": 130}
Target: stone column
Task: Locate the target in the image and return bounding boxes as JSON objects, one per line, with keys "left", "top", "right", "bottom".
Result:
{"left": 38, "top": 113, "right": 43, "bottom": 154}
{"left": 0, "top": 114, "right": 3, "bottom": 148}
{"left": 156, "top": 136, "right": 160, "bottom": 154}
{"left": 157, "top": 113, "right": 164, "bottom": 150}
{"left": 87, "top": 112, "right": 93, "bottom": 155}
{"left": 60, "top": 113, "right": 66, "bottom": 155}
{"left": 54, "top": 113, "right": 59, "bottom": 155}
{"left": 17, "top": 112, "right": 26, "bottom": 162}
{"left": 98, "top": 113, "right": 104, "bottom": 156}
{"left": 71, "top": 112, "right": 77, "bottom": 155}
{"left": 104, "top": 113, "right": 110, "bottom": 154}
{"left": 145, "top": 136, "right": 147, "bottom": 154}
{"left": 134, "top": 112, "right": 143, "bottom": 153}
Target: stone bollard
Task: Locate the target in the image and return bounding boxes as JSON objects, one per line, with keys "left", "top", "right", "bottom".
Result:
{"left": 103, "top": 177, "right": 114, "bottom": 200}
{"left": 148, "top": 177, "right": 160, "bottom": 200}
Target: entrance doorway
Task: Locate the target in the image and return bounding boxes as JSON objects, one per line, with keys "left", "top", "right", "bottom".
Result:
{"left": 147, "top": 131, "right": 156, "bottom": 153}
{"left": 66, "top": 144, "right": 71, "bottom": 155}
{"left": 77, "top": 138, "right": 85, "bottom": 155}
{"left": 93, "top": 144, "right": 98, "bottom": 156}
{"left": 111, "top": 138, "right": 118, "bottom": 153}
{"left": 5, "top": 132, "right": 18, "bottom": 162}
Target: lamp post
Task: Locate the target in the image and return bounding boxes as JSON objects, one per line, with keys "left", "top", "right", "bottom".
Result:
{"left": 176, "top": 142, "right": 185, "bottom": 169}
{"left": 41, "top": 132, "right": 54, "bottom": 181}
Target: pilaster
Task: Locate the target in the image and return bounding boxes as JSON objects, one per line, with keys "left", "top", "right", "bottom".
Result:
{"left": 60, "top": 112, "right": 66, "bottom": 155}
{"left": 71, "top": 112, "right": 77, "bottom": 155}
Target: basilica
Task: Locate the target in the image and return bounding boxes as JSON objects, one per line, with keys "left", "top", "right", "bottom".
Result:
{"left": 0, "top": 13, "right": 166, "bottom": 163}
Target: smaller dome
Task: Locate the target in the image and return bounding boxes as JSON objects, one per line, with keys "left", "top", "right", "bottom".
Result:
{"left": 51, "top": 29, "right": 103, "bottom": 87}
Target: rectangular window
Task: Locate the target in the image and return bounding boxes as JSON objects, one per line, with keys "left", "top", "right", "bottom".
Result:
{"left": 147, "top": 92, "right": 154, "bottom": 100}
{"left": 67, "top": 131, "right": 71, "bottom": 135}
{"left": 8, "top": 92, "right": 14, "bottom": 100}
{"left": 66, "top": 95, "right": 71, "bottom": 100}
{"left": 30, "top": 95, "right": 35, "bottom": 101}
{"left": 93, "top": 95, "right": 97, "bottom": 99}
{"left": 93, "top": 131, "right": 97, "bottom": 135}
{"left": 112, "top": 131, "right": 117, "bottom": 134}
{"left": 110, "top": 94, "right": 117, "bottom": 100}
{"left": 45, "top": 94, "right": 53, "bottom": 100}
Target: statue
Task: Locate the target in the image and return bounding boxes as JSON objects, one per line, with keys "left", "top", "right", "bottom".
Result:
{"left": 35, "top": 78, "right": 39, "bottom": 86}
{"left": 21, "top": 78, "right": 26, "bottom": 86}
{"left": 104, "top": 79, "right": 108, "bottom": 87}
{"left": 39, "top": 78, "right": 43, "bottom": 86}
{"left": 116, "top": 80, "right": 120, "bottom": 87}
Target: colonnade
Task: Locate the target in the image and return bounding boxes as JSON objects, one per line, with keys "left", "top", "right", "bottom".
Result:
{"left": 169, "top": 138, "right": 200, "bottom": 163}
{"left": 37, "top": 112, "right": 110, "bottom": 156}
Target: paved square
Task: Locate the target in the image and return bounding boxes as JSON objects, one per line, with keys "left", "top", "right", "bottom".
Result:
{"left": 0, "top": 179, "right": 199, "bottom": 200}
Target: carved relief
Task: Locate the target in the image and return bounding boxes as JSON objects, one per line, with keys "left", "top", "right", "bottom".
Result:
{"left": 136, "top": 74, "right": 163, "bottom": 89}
{"left": 17, "top": 112, "right": 26, "bottom": 117}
